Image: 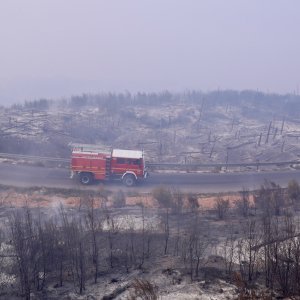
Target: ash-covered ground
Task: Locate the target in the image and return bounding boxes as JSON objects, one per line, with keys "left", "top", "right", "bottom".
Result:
{"left": 0, "top": 185, "right": 260, "bottom": 299}
{"left": 1, "top": 91, "right": 300, "bottom": 299}
{"left": 1, "top": 90, "right": 300, "bottom": 168}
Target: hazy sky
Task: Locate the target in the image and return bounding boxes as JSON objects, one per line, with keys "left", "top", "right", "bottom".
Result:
{"left": 0, "top": 0, "right": 299, "bottom": 104}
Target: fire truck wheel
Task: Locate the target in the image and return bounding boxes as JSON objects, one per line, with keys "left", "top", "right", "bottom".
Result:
{"left": 80, "top": 172, "right": 93, "bottom": 185}
{"left": 123, "top": 174, "right": 136, "bottom": 187}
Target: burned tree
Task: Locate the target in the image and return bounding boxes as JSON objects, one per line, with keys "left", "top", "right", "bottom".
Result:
{"left": 214, "top": 195, "right": 230, "bottom": 220}
{"left": 152, "top": 186, "right": 174, "bottom": 255}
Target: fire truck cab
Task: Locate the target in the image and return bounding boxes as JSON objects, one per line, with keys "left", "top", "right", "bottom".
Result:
{"left": 70, "top": 144, "right": 148, "bottom": 187}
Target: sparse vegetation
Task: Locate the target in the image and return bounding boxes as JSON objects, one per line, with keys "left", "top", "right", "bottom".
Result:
{"left": 112, "top": 189, "right": 126, "bottom": 208}
{"left": 287, "top": 179, "right": 300, "bottom": 204}
{"left": 235, "top": 189, "right": 251, "bottom": 217}
{"left": 0, "top": 181, "right": 300, "bottom": 298}
{"left": 129, "top": 278, "right": 158, "bottom": 300}
{"left": 2, "top": 90, "right": 300, "bottom": 170}
{"left": 214, "top": 195, "right": 230, "bottom": 219}
{"left": 2, "top": 90, "right": 300, "bottom": 298}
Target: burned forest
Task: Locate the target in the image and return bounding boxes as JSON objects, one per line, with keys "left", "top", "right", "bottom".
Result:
{"left": 1, "top": 91, "right": 300, "bottom": 170}
{"left": 1, "top": 182, "right": 300, "bottom": 298}
{"left": 1, "top": 91, "right": 300, "bottom": 298}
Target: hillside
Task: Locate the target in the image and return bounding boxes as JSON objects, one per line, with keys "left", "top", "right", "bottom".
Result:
{"left": 1, "top": 90, "right": 300, "bottom": 167}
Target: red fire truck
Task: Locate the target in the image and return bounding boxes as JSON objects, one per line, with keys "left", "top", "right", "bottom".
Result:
{"left": 70, "top": 144, "right": 148, "bottom": 186}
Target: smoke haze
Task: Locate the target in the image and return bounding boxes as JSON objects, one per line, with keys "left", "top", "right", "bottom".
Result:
{"left": 0, "top": 0, "right": 299, "bottom": 104}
